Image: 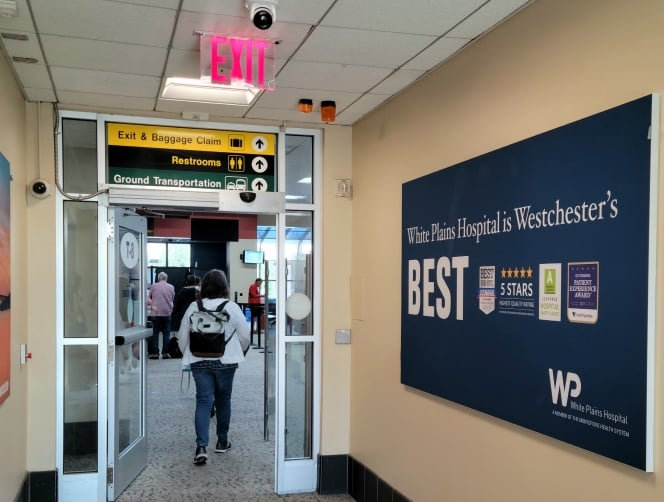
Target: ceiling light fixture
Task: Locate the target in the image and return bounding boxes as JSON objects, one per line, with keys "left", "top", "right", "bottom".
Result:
{"left": 298, "top": 99, "right": 313, "bottom": 113}
{"left": 161, "top": 77, "right": 260, "bottom": 106}
{"left": 1, "top": 32, "right": 27, "bottom": 41}
{"left": 0, "top": 0, "right": 17, "bottom": 17}
{"left": 12, "top": 56, "right": 38, "bottom": 64}
{"left": 321, "top": 100, "right": 336, "bottom": 123}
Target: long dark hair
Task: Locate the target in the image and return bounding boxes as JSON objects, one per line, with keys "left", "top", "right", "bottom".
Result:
{"left": 199, "top": 269, "right": 229, "bottom": 299}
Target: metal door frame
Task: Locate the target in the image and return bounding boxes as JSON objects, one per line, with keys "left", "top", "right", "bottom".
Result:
{"left": 56, "top": 111, "right": 322, "bottom": 499}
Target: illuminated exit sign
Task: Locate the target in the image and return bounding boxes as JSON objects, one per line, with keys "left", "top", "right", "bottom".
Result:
{"left": 200, "top": 34, "right": 276, "bottom": 91}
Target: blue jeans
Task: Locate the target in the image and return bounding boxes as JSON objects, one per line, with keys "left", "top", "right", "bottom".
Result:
{"left": 191, "top": 360, "right": 238, "bottom": 447}
{"left": 150, "top": 316, "right": 171, "bottom": 355}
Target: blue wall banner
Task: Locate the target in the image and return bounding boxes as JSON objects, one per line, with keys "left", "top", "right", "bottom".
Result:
{"left": 401, "top": 95, "right": 658, "bottom": 471}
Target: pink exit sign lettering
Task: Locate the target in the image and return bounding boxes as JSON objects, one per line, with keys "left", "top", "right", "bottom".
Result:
{"left": 201, "top": 35, "right": 275, "bottom": 90}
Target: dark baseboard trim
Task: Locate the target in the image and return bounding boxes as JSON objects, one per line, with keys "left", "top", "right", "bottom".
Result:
{"left": 348, "top": 456, "right": 410, "bottom": 502}
{"left": 14, "top": 470, "right": 57, "bottom": 502}
{"left": 318, "top": 454, "right": 348, "bottom": 494}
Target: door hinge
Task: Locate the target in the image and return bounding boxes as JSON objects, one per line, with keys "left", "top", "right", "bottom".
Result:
{"left": 107, "top": 221, "right": 115, "bottom": 243}
{"left": 107, "top": 466, "right": 113, "bottom": 484}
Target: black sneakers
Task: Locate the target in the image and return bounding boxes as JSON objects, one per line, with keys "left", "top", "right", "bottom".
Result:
{"left": 194, "top": 446, "right": 208, "bottom": 465}
{"left": 215, "top": 440, "right": 231, "bottom": 453}
{"left": 161, "top": 353, "right": 171, "bottom": 359}
{"left": 148, "top": 353, "right": 159, "bottom": 360}
{"left": 194, "top": 441, "right": 229, "bottom": 464}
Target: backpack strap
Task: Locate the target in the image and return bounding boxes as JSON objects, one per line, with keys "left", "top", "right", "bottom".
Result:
{"left": 196, "top": 298, "right": 229, "bottom": 314}
{"left": 214, "top": 300, "right": 230, "bottom": 312}
{"left": 216, "top": 300, "right": 236, "bottom": 344}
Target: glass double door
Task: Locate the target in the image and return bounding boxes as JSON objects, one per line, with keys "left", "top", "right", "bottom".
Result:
{"left": 107, "top": 208, "right": 150, "bottom": 501}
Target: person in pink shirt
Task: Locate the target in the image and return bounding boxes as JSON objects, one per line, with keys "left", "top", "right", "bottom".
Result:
{"left": 148, "top": 271, "right": 175, "bottom": 359}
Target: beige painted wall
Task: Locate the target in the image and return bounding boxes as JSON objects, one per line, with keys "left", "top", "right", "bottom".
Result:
{"left": 0, "top": 51, "right": 352, "bottom": 496}
{"left": 0, "top": 53, "right": 28, "bottom": 495}
{"left": 350, "top": 0, "right": 664, "bottom": 500}
{"left": 25, "top": 103, "right": 57, "bottom": 472}
{"left": 320, "top": 125, "right": 352, "bottom": 453}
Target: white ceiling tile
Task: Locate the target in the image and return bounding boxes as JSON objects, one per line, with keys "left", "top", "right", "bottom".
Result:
{"left": 41, "top": 36, "right": 167, "bottom": 76}
{"left": 30, "top": 0, "right": 177, "bottom": 46}
{"left": 322, "top": 0, "right": 485, "bottom": 35}
{"left": 0, "top": 30, "right": 43, "bottom": 60}
{"left": 107, "top": 0, "right": 180, "bottom": 8}
{"left": 183, "top": 0, "right": 334, "bottom": 24}
{"left": 173, "top": 11, "right": 312, "bottom": 54}
{"left": 371, "top": 69, "right": 426, "bottom": 94}
{"left": 339, "top": 93, "right": 391, "bottom": 117}
{"left": 51, "top": 67, "right": 160, "bottom": 97}
{"left": 0, "top": 0, "right": 35, "bottom": 31}
{"left": 2, "top": 0, "right": 534, "bottom": 122}
{"left": 11, "top": 62, "right": 51, "bottom": 89}
{"left": 448, "top": 0, "right": 532, "bottom": 38}
{"left": 254, "top": 86, "right": 361, "bottom": 112}
{"left": 172, "top": 11, "right": 253, "bottom": 51}
{"left": 181, "top": 0, "right": 247, "bottom": 17}
{"left": 155, "top": 98, "right": 250, "bottom": 119}
{"left": 245, "top": 108, "right": 307, "bottom": 122}
{"left": 244, "top": 107, "right": 329, "bottom": 125}
{"left": 294, "top": 26, "right": 435, "bottom": 67}
{"left": 332, "top": 110, "right": 367, "bottom": 125}
{"left": 57, "top": 91, "right": 156, "bottom": 111}
{"left": 23, "top": 87, "right": 56, "bottom": 102}
{"left": 164, "top": 49, "right": 201, "bottom": 80}
{"left": 277, "top": 61, "right": 392, "bottom": 93}
{"left": 403, "top": 36, "right": 470, "bottom": 71}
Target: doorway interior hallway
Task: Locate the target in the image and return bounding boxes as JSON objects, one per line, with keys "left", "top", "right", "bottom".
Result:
{"left": 116, "top": 332, "right": 352, "bottom": 501}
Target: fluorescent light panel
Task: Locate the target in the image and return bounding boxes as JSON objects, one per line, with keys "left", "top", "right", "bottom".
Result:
{"left": 161, "top": 77, "right": 261, "bottom": 106}
{"left": 0, "top": 0, "right": 17, "bottom": 17}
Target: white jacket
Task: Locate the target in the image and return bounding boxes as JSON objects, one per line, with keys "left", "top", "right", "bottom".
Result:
{"left": 177, "top": 297, "right": 249, "bottom": 365}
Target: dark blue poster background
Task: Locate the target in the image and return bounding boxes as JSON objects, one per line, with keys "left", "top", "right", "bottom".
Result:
{"left": 401, "top": 95, "right": 656, "bottom": 471}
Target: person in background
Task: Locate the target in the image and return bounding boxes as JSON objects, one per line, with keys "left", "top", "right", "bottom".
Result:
{"left": 171, "top": 274, "right": 200, "bottom": 333}
{"left": 177, "top": 269, "right": 249, "bottom": 465}
{"left": 247, "top": 277, "right": 263, "bottom": 339}
{"left": 148, "top": 271, "right": 175, "bottom": 359}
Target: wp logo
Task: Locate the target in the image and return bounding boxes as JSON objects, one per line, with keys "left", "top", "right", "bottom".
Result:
{"left": 548, "top": 369, "right": 581, "bottom": 407}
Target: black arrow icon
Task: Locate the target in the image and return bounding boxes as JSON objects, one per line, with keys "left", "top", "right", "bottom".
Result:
{"left": 254, "top": 179, "right": 265, "bottom": 190}
{"left": 254, "top": 159, "right": 266, "bottom": 171}
{"left": 255, "top": 138, "right": 265, "bottom": 149}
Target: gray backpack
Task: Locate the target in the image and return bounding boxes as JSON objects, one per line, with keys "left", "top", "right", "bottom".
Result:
{"left": 189, "top": 299, "right": 234, "bottom": 358}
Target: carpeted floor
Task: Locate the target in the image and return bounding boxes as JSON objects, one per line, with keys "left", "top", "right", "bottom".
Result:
{"left": 117, "top": 342, "right": 352, "bottom": 502}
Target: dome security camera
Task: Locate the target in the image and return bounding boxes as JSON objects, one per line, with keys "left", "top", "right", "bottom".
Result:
{"left": 28, "top": 178, "right": 52, "bottom": 199}
{"left": 246, "top": 0, "right": 278, "bottom": 30}
{"left": 239, "top": 191, "right": 257, "bottom": 203}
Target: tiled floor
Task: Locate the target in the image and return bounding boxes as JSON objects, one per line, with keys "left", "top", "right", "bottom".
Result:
{"left": 117, "top": 344, "right": 353, "bottom": 501}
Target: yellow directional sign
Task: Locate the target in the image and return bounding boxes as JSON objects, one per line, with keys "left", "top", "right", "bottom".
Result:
{"left": 107, "top": 123, "right": 275, "bottom": 155}
{"left": 106, "top": 122, "right": 276, "bottom": 190}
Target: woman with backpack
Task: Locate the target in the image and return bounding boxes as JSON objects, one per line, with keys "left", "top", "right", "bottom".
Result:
{"left": 176, "top": 269, "right": 250, "bottom": 466}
